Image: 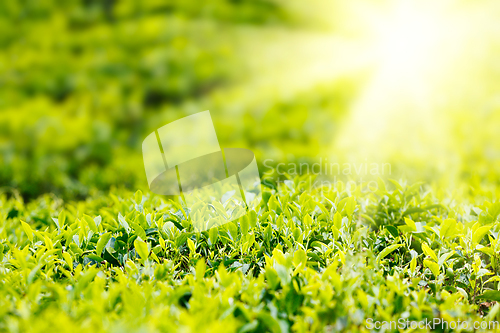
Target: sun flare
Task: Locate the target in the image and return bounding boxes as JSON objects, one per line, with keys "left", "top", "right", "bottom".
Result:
{"left": 334, "top": 0, "right": 485, "bottom": 169}
{"left": 372, "top": 1, "right": 453, "bottom": 81}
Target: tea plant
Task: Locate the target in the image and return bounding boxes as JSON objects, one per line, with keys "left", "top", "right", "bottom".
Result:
{"left": 1, "top": 178, "right": 500, "bottom": 332}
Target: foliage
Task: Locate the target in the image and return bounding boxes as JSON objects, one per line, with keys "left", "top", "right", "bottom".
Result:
{"left": 1, "top": 179, "right": 500, "bottom": 332}
{"left": 0, "top": 0, "right": 354, "bottom": 200}
{"left": 2, "top": 1, "right": 500, "bottom": 332}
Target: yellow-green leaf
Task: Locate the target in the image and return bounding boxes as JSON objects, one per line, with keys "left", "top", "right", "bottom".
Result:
{"left": 473, "top": 225, "right": 492, "bottom": 245}
{"left": 424, "top": 259, "right": 440, "bottom": 277}
{"left": 410, "top": 256, "right": 417, "bottom": 274}
{"left": 135, "top": 190, "right": 143, "bottom": 204}
{"left": 337, "top": 250, "right": 345, "bottom": 265}
{"left": 130, "top": 222, "right": 147, "bottom": 240}
{"left": 477, "top": 290, "right": 500, "bottom": 302}
{"left": 293, "top": 248, "right": 307, "bottom": 267}
{"left": 344, "top": 197, "right": 356, "bottom": 216}
{"left": 332, "top": 225, "right": 340, "bottom": 239}
{"left": 96, "top": 232, "right": 112, "bottom": 256}
{"left": 21, "top": 221, "right": 34, "bottom": 242}
{"left": 333, "top": 212, "right": 342, "bottom": 230}
{"left": 477, "top": 246, "right": 495, "bottom": 257}
{"left": 83, "top": 215, "right": 98, "bottom": 233}
{"left": 240, "top": 215, "right": 249, "bottom": 235}
{"left": 209, "top": 227, "right": 218, "bottom": 246}
{"left": 187, "top": 238, "right": 196, "bottom": 254}
{"left": 62, "top": 252, "right": 73, "bottom": 271}
{"left": 134, "top": 237, "right": 149, "bottom": 260}
{"left": 404, "top": 217, "right": 417, "bottom": 232}
{"left": 58, "top": 210, "right": 67, "bottom": 228}
{"left": 422, "top": 242, "right": 438, "bottom": 262}
{"left": 398, "top": 217, "right": 417, "bottom": 233}
{"left": 440, "top": 218, "right": 457, "bottom": 239}
{"left": 195, "top": 259, "right": 206, "bottom": 279}
{"left": 376, "top": 244, "right": 403, "bottom": 263}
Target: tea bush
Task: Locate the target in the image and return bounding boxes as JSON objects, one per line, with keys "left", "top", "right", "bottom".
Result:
{"left": 2, "top": 1, "right": 500, "bottom": 332}
{"left": 0, "top": 0, "right": 356, "bottom": 200}
{"left": 1, "top": 178, "right": 500, "bottom": 332}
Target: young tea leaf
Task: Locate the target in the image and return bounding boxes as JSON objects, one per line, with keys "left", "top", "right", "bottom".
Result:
{"left": 83, "top": 215, "right": 98, "bottom": 233}
{"left": 424, "top": 259, "right": 440, "bottom": 277}
{"left": 440, "top": 218, "right": 457, "bottom": 239}
{"left": 20, "top": 221, "right": 34, "bottom": 242}
{"left": 376, "top": 244, "right": 403, "bottom": 263}
{"left": 422, "top": 242, "right": 438, "bottom": 262}
{"left": 134, "top": 237, "right": 149, "bottom": 260}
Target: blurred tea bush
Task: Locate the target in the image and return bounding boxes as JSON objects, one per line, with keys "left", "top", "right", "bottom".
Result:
{"left": 2, "top": 0, "right": 500, "bottom": 201}
{"left": 0, "top": 0, "right": 360, "bottom": 200}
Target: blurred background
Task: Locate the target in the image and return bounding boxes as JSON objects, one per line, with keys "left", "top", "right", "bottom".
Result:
{"left": 1, "top": 0, "right": 500, "bottom": 201}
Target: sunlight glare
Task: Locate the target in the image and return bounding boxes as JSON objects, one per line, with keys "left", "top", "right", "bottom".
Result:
{"left": 374, "top": 1, "right": 445, "bottom": 79}
{"left": 334, "top": 0, "right": 473, "bottom": 172}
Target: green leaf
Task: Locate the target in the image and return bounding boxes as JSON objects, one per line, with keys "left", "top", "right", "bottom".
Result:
{"left": 228, "top": 222, "right": 238, "bottom": 241}
{"left": 209, "top": 227, "right": 218, "bottom": 246}
{"left": 477, "top": 290, "right": 500, "bottom": 302}
{"left": 195, "top": 259, "right": 206, "bottom": 279}
{"left": 473, "top": 225, "right": 492, "bottom": 244}
{"left": 118, "top": 213, "right": 130, "bottom": 233}
{"left": 398, "top": 217, "right": 417, "bottom": 233}
{"left": 62, "top": 252, "right": 73, "bottom": 271}
{"left": 21, "top": 221, "right": 34, "bottom": 242}
{"left": 487, "top": 276, "right": 500, "bottom": 283}
{"left": 438, "top": 251, "right": 454, "bottom": 267}
{"left": 130, "top": 222, "right": 147, "bottom": 240}
{"left": 440, "top": 218, "right": 457, "bottom": 239}
{"left": 187, "top": 238, "right": 196, "bottom": 254}
{"left": 344, "top": 197, "right": 356, "bottom": 216}
{"left": 293, "top": 248, "right": 307, "bottom": 267}
{"left": 175, "top": 233, "right": 189, "bottom": 248}
{"left": 333, "top": 212, "right": 342, "bottom": 230}
{"left": 403, "top": 204, "right": 445, "bottom": 216}
{"left": 477, "top": 246, "right": 495, "bottom": 257}
{"left": 135, "top": 190, "right": 143, "bottom": 204}
{"left": 376, "top": 244, "right": 403, "bottom": 263}
{"left": 96, "top": 232, "right": 112, "bottom": 257}
{"left": 385, "top": 225, "right": 399, "bottom": 238}
{"left": 83, "top": 214, "right": 98, "bottom": 233}
{"left": 240, "top": 215, "right": 249, "bottom": 235}
{"left": 135, "top": 214, "right": 148, "bottom": 230}
{"left": 86, "top": 254, "right": 104, "bottom": 262}
{"left": 377, "top": 177, "right": 387, "bottom": 193}
{"left": 264, "top": 224, "right": 272, "bottom": 243}
{"left": 410, "top": 256, "right": 417, "bottom": 274}
{"left": 248, "top": 210, "right": 257, "bottom": 228}
{"left": 388, "top": 179, "right": 404, "bottom": 191}
{"left": 134, "top": 237, "right": 149, "bottom": 260}
{"left": 58, "top": 210, "right": 67, "bottom": 228}
{"left": 424, "top": 259, "right": 440, "bottom": 277}
{"left": 169, "top": 200, "right": 187, "bottom": 220}
{"left": 27, "top": 264, "right": 42, "bottom": 285}
{"left": 422, "top": 242, "right": 438, "bottom": 262}
{"left": 331, "top": 225, "right": 340, "bottom": 240}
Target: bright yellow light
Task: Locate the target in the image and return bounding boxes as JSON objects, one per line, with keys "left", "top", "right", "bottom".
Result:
{"left": 375, "top": 2, "right": 443, "bottom": 77}
{"left": 334, "top": 0, "right": 471, "bottom": 164}
{"left": 365, "top": 0, "right": 465, "bottom": 89}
